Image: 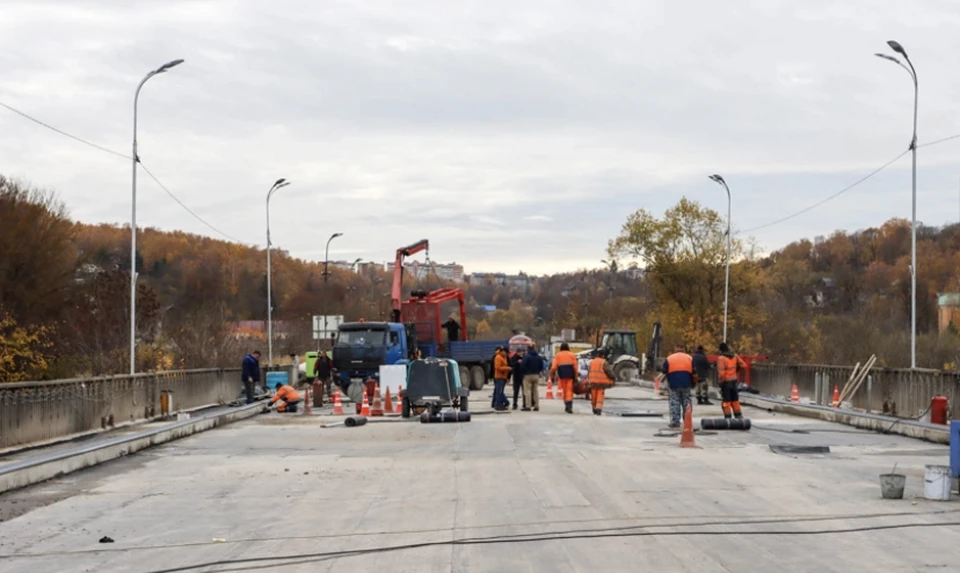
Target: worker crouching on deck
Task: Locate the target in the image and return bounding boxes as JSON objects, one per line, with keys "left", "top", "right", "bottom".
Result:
{"left": 587, "top": 349, "right": 616, "bottom": 415}
{"left": 662, "top": 344, "right": 697, "bottom": 428}
{"left": 269, "top": 383, "right": 302, "bottom": 413}
{"left": 717, "top": 342, "right": 746, "bottom": 419}
{"left": 550, "top": 343, "right": 579, "bottom": 414}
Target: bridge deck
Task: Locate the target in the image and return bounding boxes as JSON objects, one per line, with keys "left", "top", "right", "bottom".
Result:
{"left": 0, "top": 386, "right": 956, "bottom": 572}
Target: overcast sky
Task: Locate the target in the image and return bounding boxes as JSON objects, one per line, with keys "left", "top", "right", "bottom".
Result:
{"left": 2, "top": 0, "right": 959, "bottom": 275}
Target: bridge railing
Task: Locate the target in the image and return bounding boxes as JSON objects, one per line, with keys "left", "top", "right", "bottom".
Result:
{"left": 749, "top": 363, "right": 960, "bottom": 420}
{"left": 0, "top": 368, "right": 241, "bottom": 450}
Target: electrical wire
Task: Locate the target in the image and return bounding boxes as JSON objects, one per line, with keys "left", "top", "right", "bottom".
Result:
{"left": 739, "top": 149, "right": 910, "bottom": 234}
{"left": 0, "top": 100, "right": 130, "bottom": 160}
{"left": 1, "top": 100, "right": 248, "bottom": 246}
{"left": 137, "top": 162, "right": 247, "bottom": 244}
{"left": 141, "top": 519, "right": 960, "bottom": 573}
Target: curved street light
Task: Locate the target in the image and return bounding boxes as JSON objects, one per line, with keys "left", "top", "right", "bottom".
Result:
{"left": 130, "top": 58, "right": 184, "bottom": 375}
{"left": 321, "top": 232, "right": 344, "bottom": 346}
{"left": 708, "top": 174, "right": 732, "bottom": 344}
{"left": 875, "top": 40, "right": 919, "bottom": 369}
{"left": 266, "top": 178, "right": 290, "bottom": 366}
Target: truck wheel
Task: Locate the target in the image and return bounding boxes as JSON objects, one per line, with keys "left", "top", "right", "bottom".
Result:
{"left": 345, "top": 381, "right": 365, "bottom": 405}
{"left": 401, "top": 397, "right": 411, "bottom": 418}
{"left": 469, "top": 365, "right": 486, "bottom": 391}
{"left": 614, "top": 361, "right": 639, "bottom": 382}
{"left": 458, "top": 366, "right": 471, "bottom": 389}
{"left": 459, "top": 396, "right": 469, "bottom": 412}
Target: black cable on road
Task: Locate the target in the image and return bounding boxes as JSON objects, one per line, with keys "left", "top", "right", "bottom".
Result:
{"left": 142, "top": 519, "right": 960, "bottom": 573}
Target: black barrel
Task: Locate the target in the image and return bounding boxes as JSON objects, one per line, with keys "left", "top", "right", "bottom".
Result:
{"left": 344, "top": 415, "right": 368, "bottom": 427}
{"left": 700, "top": 417, "right": 750, "bottom": 430}
{"left": 420, "top": 412, "right": 472, "bottom": 424}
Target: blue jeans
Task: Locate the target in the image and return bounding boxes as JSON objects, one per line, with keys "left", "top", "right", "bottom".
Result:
{"left": 493, "top": 379, "right": 509, "bottom": 410}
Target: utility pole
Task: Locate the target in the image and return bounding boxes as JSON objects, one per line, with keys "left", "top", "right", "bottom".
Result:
{"left": 130, "top": 58, "right": 184, "bottom": 375}
{"left": 266, "top": 178, "right": 290, "bottom": 367}
{"left": 875, "top": 40, "right": 919, "bottom": 369}
{"left": 708, "top": 174, "right": 732, "bottom": 343}
{"left": 322, "top": 232, "right": 343, "bottom": 348}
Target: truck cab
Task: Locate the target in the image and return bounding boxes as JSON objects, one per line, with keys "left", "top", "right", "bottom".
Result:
{"left": 333, "top": 321, "right": 408, "bottom": 403}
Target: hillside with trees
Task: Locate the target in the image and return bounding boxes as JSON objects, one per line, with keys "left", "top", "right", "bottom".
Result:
{"left": 3, "top": 174, "right": 959, "bottom": 381}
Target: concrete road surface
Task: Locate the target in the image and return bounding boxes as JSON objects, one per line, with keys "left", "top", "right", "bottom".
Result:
{"left": 0, "top": 385, "right": 957, "bottom": 572}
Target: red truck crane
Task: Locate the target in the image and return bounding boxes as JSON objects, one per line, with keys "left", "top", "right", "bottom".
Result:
{"left": 390, "top": 239, "right": 429, "bottom": 323}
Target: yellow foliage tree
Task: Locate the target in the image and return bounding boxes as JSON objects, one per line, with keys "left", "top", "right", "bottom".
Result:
{"left": 0, "top": 312, "right": 52, "bottom": 382}
{"left": 475, "top": 319, "right": 493, "bottom": 339}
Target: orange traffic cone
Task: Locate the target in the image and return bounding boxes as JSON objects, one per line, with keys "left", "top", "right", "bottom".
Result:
{"left": 332, "top": 387, "right": 344, "bottom": 415}
{"left": 790, "top": 384, "right": 800, "bottom": 403}
{"left": 679, "top": 404, "right": 696, "bottom": 448}
{"left": 546, "top": 379, "right": 555, "bottom": 400}
{"left": 383, "top": 387, "right": 394, "bottom": 413}
{"left": 303, "top": 387, "right": 312, "bottom": 415}
{"left": 361, "top": 391, "right": 371, "bottom": 416}
{"left": 396, "top": 385, "right": 404, "bottom": 414}
{"left": 371, "top": 385, "right": 384, "bottom": 417}
{"left": 831, "top": 385, "right": 840, "bottom": 407}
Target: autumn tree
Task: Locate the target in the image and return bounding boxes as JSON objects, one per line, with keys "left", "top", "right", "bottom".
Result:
{"left": 0, "top": 177, "right": 78, "bottom": 326}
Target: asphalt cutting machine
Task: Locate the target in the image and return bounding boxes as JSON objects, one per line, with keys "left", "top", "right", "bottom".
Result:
{"left": 400, "top": 357, "right": 469, "bottom": 419}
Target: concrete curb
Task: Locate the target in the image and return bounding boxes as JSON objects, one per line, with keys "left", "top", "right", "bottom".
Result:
{"left": 740, "top": 394, "right": 951, "bottom": 445}
{"left": 632, "top": 379, "right": 950, "bottom": 444}
{"left": 0, "top": 403, "right": 263, "bottom": 494}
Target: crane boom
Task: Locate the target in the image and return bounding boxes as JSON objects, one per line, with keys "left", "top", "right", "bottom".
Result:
{"left": 391, "top": 239, "right": 429, "bottom": 322}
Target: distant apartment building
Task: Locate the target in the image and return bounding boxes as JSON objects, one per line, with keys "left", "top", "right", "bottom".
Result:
{"left": 384, "top": 261, "right": 464, "bottom": 283}
{"left": 466, "top": 272, "right": 534, "bottom": 288}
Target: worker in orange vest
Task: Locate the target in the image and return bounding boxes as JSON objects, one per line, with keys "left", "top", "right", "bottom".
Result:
{"left": 661, "top": 343, "right": 697, "bottom": 428}
{"left": 717, "top": 342, "right": 747, "bottom": 419}
{"left": 269, "top": 383, "right": 302, "bottom": 413}
{"left": 587, "top": 349, "right": 616, "bottom": 415}
{"left": 550, "top": 342, "right": 580, "bottom": 414}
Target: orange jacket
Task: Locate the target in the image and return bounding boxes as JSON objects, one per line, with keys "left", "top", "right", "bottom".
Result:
{"left": 494, "top": 350, "right": 512, "bottom": 379}
{"left": 587, "top": 357, "right": 615, "bottom": 386}
{"left": 550, "top": 350, "right": 579, "bottom": 381}
{"left": 271, "top": 384, "right": 301, "bottom": 404}
{"left": 717, "top": 353, "right": 746, "bottom": 383}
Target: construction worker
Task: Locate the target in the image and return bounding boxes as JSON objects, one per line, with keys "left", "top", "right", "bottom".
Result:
{"left": 269, "top": 382, "right": 302, "bottom": 413}
{"left": 241, "top": 350, "right": 261, "bottom": 404}
{"left": 661, "top": 343, "right": 697, "bottom": 428}
{"left": 587, "top": 349, "right": 616, "bottom": 415}
{"left": 550, "top": 342, "right": 579, "bottom": 414}
{"left": 492, "top": 347, "right": 511, "bottom": 411}
{"left": 510, "top": 347, "right": 527, "bottom": 410}
{"left": 692, "top": 345, "right": 713, "bottom": 405}
{"left": 717, "top": 342, "right": 747, "bottom": 419}
{"left": 521, "top": 345, "right": 545, "bottom": 411}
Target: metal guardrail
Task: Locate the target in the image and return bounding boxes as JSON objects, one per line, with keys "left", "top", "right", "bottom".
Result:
{"left": 749, "top": 363, "right": 960, "bottom": 420}
{"left": 0, "top": 368, "right": 241, "bottom": 450}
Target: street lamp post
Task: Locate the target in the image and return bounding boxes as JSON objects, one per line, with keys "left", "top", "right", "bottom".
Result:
{"left": 708, "top": 174, "right": 732, "bottom": 343}
{"left": 876, "top": 40, "right": 919, "bottom": 369}
{"left": 130, "top": 58, "right": 184, "bottom": 376}
{"left": 266, "top": 178, "right": 290, "bottom": 367}
{"left": 322, "top": 232, "right": 344, "bottom": 344}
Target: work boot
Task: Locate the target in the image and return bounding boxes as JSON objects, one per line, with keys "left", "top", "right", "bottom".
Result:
{"left": 702, "top": 398, "right": 714, "bottom": 405}
{"left": 533, "top": 406, "right": 539, "bottom": 411}
{"left": 696, "top": 397, "right": 704, "bottom": 405}
{"left": 512, "top": 403, "right": 518, "bottom": 410}
{"left": 723, "top": 413, "right": 732, "bottom": 420}
{"left": 564, "top": 401, "right": 573, "bottom": 414}
{"left": 522, "top": 407, "right": 531, "bottom": 411}
{"left": 593, "top": 409, "right": 602, "bottom": 416}
{"left": 733, "top": 412, "right": 743, "bottom": 419}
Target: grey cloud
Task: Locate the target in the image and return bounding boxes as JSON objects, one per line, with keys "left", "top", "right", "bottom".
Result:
{"left": 2, "top": 0, "right": 960, "bottom": 274}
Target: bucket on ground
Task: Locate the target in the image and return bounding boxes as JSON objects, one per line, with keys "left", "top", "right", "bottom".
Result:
{"left": 879, "top": 473, "right": 906, "bottom": 499}
{"left": 924, "top": 465, "right": 952, "bottom": 501}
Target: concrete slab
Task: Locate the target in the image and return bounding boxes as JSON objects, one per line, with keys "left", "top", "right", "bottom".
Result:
{"left": 0, "top": 385, "right": 957, "bottom": 573}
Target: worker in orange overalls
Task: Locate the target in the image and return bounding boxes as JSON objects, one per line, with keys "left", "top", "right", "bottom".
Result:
{"left": 550, "top": 342, "right": 580, "bottom": 414}
{"left": 587, "top": 349, "right": 616, "bottom": 416}
{"left": 716, "top": 342, "right": 747, "bottom": 419}
{"left": 269, "top": 383, "right": 302, "bottom": 413}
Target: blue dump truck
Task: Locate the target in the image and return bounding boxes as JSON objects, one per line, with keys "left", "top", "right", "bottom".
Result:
{"left": 332, "top": 320, "right": 506, "bottom": 405}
